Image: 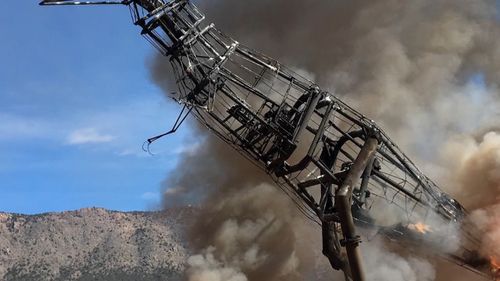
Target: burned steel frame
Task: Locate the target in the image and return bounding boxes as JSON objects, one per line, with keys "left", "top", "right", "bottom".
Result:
{"left": 40, "top": 0, "right": 494, "bottom": 280}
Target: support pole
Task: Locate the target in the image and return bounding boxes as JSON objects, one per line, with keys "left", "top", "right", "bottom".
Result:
{"left": 335, "top": 136, "right": 378, "bottom": 281}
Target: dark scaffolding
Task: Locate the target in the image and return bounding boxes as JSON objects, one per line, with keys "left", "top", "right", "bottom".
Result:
{"left": 40, "top": 1, "right": 495, "bottom": 280}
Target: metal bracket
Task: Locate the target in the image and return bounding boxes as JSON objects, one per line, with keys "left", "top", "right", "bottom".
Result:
{"left": 340, "top": 236, "right": 362, "bottom": 247}
{"left": 143, "top": 104, "right": 192, "bottom": 153}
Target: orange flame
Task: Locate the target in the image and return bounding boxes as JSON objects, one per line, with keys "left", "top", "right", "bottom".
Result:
{"left": 408, "top": 222, "right": 432, "bottom": 234}
{"left": 491, "top": 256, "right": 500, "bottom": 280}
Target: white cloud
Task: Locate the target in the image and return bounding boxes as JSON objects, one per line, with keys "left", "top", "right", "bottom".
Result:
{"left": 66, "top": 128, "right": 114, "bottom": 145}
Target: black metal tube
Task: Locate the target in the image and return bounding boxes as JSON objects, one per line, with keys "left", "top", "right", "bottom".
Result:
{"left": 40, "top": 1, "right": 124, "bottom": 5}
{"left": 284, "top": 100, "right": 334, "bottom": 175}
{"left": 335, "top": 137, "right": 378, "bottom": 281}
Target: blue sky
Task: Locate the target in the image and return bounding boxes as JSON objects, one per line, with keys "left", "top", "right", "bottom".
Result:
{"left": 0, "top": 1, "right": 192, "bottom": 214}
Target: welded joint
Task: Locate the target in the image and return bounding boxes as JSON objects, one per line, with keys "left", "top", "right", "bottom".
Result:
{"left": 178, "top": 17, "right": 207, "bottom": 42}
{"left": 185, "top": 23, "right": 215, "bottom": 46}
{"left": 136, "top": 0, "right": 184, "bottom": 26}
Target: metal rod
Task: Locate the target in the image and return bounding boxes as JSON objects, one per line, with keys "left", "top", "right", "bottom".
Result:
{"left": 39, "top": 1, "right": 125, "bottom": 5}
{"left": 335, "top": 136, "right": 378, "bottom": 281}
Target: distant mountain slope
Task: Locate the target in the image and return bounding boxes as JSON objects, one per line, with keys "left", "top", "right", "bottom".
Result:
{"left": 0, "top": 208, "right": 191, "bottom": 281}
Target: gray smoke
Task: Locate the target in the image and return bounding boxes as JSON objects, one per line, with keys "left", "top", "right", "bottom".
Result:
{"left": 361, "top": 239, "right": 436, "bottom": 281}
{"left": 161, "top": 124, "right": 327, "bottom": 281}
{"left": 200, "top": 0, "right": 500, "bottom": 163}
{"left": 441, "top": 132, "right": 500, "bottom": 263}
{"left": 152, "top": 0, "right": 500, "bottom": 280}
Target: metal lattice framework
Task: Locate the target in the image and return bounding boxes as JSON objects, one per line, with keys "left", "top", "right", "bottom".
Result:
{"left": 40, "top": 0, "right": 495, "bottom": 280}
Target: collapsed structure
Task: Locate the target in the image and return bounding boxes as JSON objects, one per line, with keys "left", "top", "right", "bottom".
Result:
{"left": 40, "top": 0, "right": 498, "bottom": 280}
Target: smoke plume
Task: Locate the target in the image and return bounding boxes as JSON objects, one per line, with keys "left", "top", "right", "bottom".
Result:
{"left": 361, "top": 239, "right": 436, "bottom": 281}
{"left": 184, "top": 182, "right": 304, "bottom": 281}
{"left": 161, "top": 124, "right": 331, "bottom": 280}
{"left": 443, "top": 132, "right": 500, "bottom": 260}
{"left": 200, "top": 0, "right": 500, "bottom": 162}
{"left": 152, "top": 0, "right": 500, "bottom": 280}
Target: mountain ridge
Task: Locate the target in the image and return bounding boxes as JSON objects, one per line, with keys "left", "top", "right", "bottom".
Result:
{"left": 0, "top": 207, "right": 192, "bottom": 281}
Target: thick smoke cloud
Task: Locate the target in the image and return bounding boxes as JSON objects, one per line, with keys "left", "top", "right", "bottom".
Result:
{"left": 443, "top": 132, "right": 500, "bottom": 261}
{"left": 153, "top": 0, "right": 500, "bottom": 280}
{"left": 200, "top": 0, "right": 500, "bottom": 162}
{"left": 361, "top": 239, "right": 436, "bottom": 281}
{"left": 162, "top": 124, "right": 330, "bottom": 280}
{"left": 185, "top": 183, "right": 305, "bottom": 281}
{"left": 161, "top": 124, "right": 269, "bottom": 206}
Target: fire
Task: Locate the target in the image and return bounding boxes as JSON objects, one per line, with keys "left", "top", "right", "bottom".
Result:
{"left": 408, "top": 222, "right": 432, "bottom": 234}
{"left": 491, "top": 256, "right": 500, "bottom": 280}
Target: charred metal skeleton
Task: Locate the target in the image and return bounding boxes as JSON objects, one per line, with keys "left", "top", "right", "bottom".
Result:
{"left": 40, "top": 1, "right": 495, "bottom": 280}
